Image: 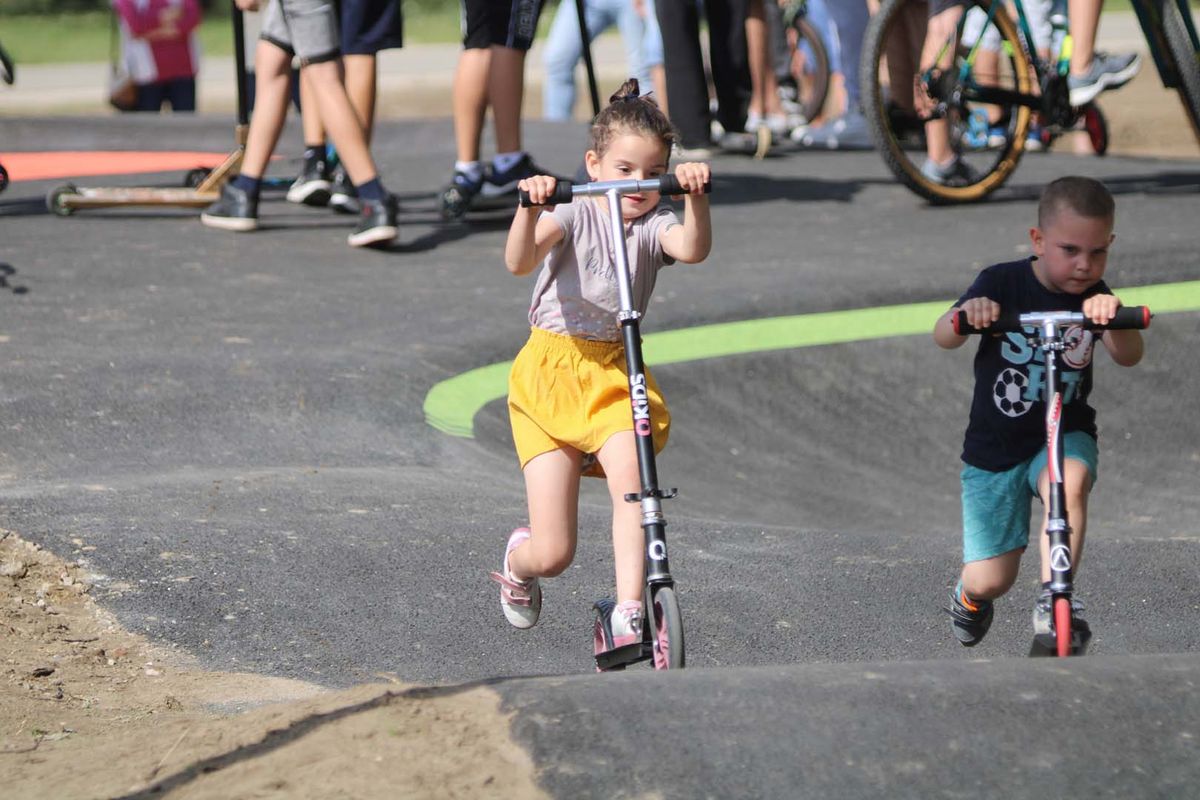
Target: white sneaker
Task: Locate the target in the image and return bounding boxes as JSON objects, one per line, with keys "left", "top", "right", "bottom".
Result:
{"left": 489, "top": 527, "right": 541, "bottom": 629}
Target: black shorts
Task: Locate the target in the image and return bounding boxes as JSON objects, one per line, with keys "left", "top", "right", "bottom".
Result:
{"left": 930, "top": 0, "right": 969, "bottom": 15}
{"left": 460, "top": 0, "right": 545, "bottom": 51}
{"left": 341, "top": 0, "right": 403, "bottom": 55}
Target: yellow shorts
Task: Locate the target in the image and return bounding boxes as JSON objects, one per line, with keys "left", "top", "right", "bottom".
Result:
{"left": 508, "top": 327, "right": 670, "bottom": 478}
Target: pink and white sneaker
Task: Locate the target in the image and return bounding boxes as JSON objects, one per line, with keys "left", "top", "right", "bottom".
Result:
{"left": 609, "top": 601, "right": 644, "bottom": 648}
{"left": 488, "top": 527, "right": 541, "bottom": 629}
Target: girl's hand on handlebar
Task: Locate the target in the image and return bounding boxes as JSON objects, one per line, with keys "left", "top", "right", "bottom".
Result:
{"left": 957, "top": 297, "right": 1001, "bottom": 330}
{"left": 1082, "top": 293, "right": 1121, "bottom": 327}
{"left": 672, "top": 162, "right": 711, "bottom": 197}
{"left": 517, "top": 176, "right": 560, "bottom": 209}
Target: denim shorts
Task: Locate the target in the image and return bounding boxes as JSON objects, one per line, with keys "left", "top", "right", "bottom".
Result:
{"left": 960, "top": 431, "right": 1099, "bottom": 563}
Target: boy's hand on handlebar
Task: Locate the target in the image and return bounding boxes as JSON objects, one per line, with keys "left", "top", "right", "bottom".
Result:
{"left": 957, "top": 297, "right": 1001, "bottom": 330}
{"left": 1082, "top": 293, "right": 1121, "bottom": 327}
{"left": 672, "top": 162, "right": 711, "bottom": 197}
{"left": 518, "top": 176, "right": 560, "bottom": 209}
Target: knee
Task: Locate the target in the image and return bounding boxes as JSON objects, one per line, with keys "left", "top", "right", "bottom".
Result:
{"left": 965, "top": 573, "right": 1016, "bottom": 599}
{"left": 526, "top": 537, "right": 575, "bottom": 577}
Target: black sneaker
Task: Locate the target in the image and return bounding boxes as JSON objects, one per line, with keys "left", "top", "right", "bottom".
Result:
{"left": 946, "top": 583, "right": 993, "bottom": 647}
{"left": 347, "top": 194, "right": 398, "bottom": 248}
{"left": 480, "top": 154, "right": 551, "bottom": 199}
{"left": 201, "top": 182, "right": 258, "bottom": 232}
{"left": 329, "top": 167, "right": 360, "bottom": 215}
{"left": 286, "top": 161, "right": 331, "bottom": 207}
{"left": 439, "top": 168, "right": 486, "bottom": 220}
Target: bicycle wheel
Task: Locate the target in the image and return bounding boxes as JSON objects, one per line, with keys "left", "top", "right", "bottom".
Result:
{"left": 1054, "top": 596, "right": 1072, "bottom": 658}
{"left": 650, "top": 585, "right": 684, "bottom": 670}
{"left": 1160, "top": 0, "right": 1200, "bottom": 143}
{"left": 861, "top": 0, "right": 1034, "bottom": 203}
{"left": 786, "top": 16, "right": 831, "bottom": 124}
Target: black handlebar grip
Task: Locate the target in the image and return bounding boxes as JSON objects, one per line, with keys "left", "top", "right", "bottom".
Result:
{"left": 953, "top": 305, "right": 1152, "bottom": 335}
{"left": 518, "top": 180, "right": 575, "bottom": 207}
{"left": 1095, "top": 305, "right": 1152, "bottom": 330}
{"left": 659, "top": 175, "right": 713, "bottom": 196}
{"left": 952, "top": 310, "right": 1023, "bottom": 335}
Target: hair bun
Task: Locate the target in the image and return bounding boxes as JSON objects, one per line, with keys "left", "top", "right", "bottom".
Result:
{"left": 609, "top": 78, "right": 641, "bottom": 105}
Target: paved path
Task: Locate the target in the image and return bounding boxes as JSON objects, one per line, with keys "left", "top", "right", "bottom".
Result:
{"left": 1, "top": 109, "right": 1199, "bottom": 797}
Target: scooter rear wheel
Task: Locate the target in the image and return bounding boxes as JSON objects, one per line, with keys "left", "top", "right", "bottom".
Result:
{"left": 651, "top": 586, "right": 685, "bottom": 670}
{"left": 1054, "top": 596, "right": 1072, "bottom": 657}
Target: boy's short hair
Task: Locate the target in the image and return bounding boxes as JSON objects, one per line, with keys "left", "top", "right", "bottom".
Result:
{"left": 1038, "top": 176, "right": 1115, "bottom": 228}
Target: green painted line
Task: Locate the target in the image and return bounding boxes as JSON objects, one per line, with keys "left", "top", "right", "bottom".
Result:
{"left": 424, "top": 280, "right": 1200, "bottom": 439}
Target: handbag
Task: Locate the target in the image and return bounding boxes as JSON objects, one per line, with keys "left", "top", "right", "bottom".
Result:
{"left": 108, "top": 11, "right": 138, "bottom": 111}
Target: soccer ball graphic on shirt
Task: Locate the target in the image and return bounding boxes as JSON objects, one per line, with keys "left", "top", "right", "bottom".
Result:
{"left": 993, "top": 367, "right": 1032, "bottom": 417}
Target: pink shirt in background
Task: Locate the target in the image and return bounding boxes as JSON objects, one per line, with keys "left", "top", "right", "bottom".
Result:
{"left": 113, "top": 0, "right": 201, "bottom": 85}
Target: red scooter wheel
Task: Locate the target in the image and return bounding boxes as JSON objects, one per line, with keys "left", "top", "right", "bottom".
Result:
{"left": 1054, "top": 596, "right": 1073, "bottom": 657}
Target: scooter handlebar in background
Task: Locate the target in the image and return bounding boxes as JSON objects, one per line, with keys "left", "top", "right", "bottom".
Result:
{"left": 952, "top": 305, "right": 1151, "bottom": 335}
{"left": 518, "top": 176, "right": 712, "bottom": 207}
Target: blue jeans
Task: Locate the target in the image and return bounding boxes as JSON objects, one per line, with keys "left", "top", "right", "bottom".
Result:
{"left": 542, "top": 0, "right": 664, "bottom": 120}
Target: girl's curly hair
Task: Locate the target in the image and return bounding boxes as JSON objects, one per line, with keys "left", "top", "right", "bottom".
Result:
{"left": 589, "top": 78, "right": 677, "bottom": 158}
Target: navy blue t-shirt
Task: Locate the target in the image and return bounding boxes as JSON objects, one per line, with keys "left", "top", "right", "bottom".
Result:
{"left": 957, "top": 258, "right": 1111, "bottom": 471}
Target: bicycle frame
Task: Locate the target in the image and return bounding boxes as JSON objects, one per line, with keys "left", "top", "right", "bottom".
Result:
{"left": 953, "top": 0, "right": 1058, "bottom": 117}
{"left": 1133, "top": 0, "right": 1200, "bottom": 90}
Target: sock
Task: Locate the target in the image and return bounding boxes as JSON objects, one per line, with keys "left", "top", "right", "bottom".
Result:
{"left": 231, "top": 174, "right": 261, "bottom": 197}
{"left": 354, "top": 177, "right": 385, "bottom": 203}
{"left": 957, "top": 581, "right": 986, "bottom": 612}
{"left": 302, "top": 144, "right": 326, "bottom": 174}
{"left": 454, "top": 160, "right": 484, "bottom": 183}
{"left": 492, "top": 151, "right": 526, "bottom": 174}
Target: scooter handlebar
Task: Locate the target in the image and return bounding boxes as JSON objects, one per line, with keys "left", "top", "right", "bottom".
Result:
{"left": 952, "top": 305, "right": 1152, "bottom": 335}
{"left": 518, "top": 176, "right": 712, "bottom": 207}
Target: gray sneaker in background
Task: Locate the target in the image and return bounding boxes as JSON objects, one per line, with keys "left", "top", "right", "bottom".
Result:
{"left": 920, "top": 156, "right": 980, "bottom": 187}
{"left": 1068, "top": 51, "right": 1142, "bottom": 107}
{"left": 794, "top": 110, "right": 874, "bottom": 150}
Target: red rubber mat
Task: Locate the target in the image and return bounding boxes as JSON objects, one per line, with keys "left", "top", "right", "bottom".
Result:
{"left": 2, "top": 151, "right": 230, "bottom": 182}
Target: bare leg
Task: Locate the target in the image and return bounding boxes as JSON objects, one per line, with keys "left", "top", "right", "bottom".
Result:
{"left": 961, "top": 548, "right": 1023, "bottom": 601}
{"left": 746, "top": 0, "right": 768, "bottom": 118}
{"left": 299, "top": 68, "right": 326, "bottom": 145}
{"left": 651, "top": 64, "right": 668, "bottom": 117}
{"left": 489, "top": 45, "right": 528, "bottom": 154}
{"left": 507, "top": 448, "right": 583, "bottom": 581}
{"left": 594, "top": 432, "right": 645, "bottom": 605}
{"left": 343, "top": 54, "right": 378, "bottom": 143}
{"left": 454, "top": 47, "right": 492, "bottom": 162}
{"left": 1036, "top": 459, "right": 1092, "bottom": 583}
{"left": 1068, "top": 0, "right": 1102, "bottom": 77}
{"left": 920, "top": 6, "right": 965, "bottom": 165}
{"left": 301, "top": 59, "right": 378, "bottom": 186}
{"left": 240, "top": 40, "right": 294, "bottom": 179}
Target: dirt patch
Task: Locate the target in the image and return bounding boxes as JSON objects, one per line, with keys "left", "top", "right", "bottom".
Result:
{"left": 1, "top": 529, "right": 545, "bottom": 800}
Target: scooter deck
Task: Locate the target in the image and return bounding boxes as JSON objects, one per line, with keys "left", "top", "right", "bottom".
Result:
{"left": 594, "top": 641, "right": 651, "bottom": 671}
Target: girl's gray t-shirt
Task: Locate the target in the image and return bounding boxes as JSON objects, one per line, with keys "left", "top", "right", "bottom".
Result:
{"left": 528, "top": 198, "right": 679, "bottom": 342}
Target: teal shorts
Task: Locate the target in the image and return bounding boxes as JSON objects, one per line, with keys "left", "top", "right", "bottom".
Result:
{"left": 960, "top": 431, "right": 1099, "bottom": 563}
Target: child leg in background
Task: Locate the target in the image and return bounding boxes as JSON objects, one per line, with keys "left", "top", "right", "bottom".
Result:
{"left": 290, "top": 0, "right": 403, "bottom": 213}
{"left": 202, "top": 0, "right": 397, "bottom": 248}
{"left": 794, "top": 0, "right": 871, "bottom": 149}
{"left": 745, "top": 0, "right": 788, "bottom": 139}
{"left": 440, "top": 0, "right": 550, "bottom": 220}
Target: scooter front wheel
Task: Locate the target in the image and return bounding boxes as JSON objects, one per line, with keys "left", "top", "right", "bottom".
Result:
{"left": 651, "top": 586, "right": 685, "bottom": 670}
{"left": 1054, "top": 596, "right": 1073, "bottom": 657}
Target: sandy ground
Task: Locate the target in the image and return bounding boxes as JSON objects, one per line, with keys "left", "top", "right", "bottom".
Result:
{"left": 1, "top": 530, "right": 545, "bottom": 800}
